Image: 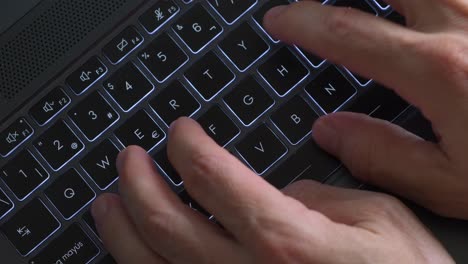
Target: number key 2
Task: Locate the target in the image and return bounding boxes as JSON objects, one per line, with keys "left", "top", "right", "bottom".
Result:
{"left": 172, "top": 4, "right": 222, "bottom": 53}
{"left": 34, "top": 121, "right": 85, "bottom": 171}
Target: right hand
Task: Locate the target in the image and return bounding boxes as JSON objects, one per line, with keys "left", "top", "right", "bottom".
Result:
{"left": 264, "top": 0, "right": 468, "bottom": 219}
{"left": 92, "top": 119, "right": 454, "bottom": 264}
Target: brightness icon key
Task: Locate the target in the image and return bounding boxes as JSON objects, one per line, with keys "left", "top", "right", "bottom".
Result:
{"left": 0, "top": 118, "right": 34, "bottom": 157}
{"left": 103, "top": 26, "right": 144, "bottom": 64}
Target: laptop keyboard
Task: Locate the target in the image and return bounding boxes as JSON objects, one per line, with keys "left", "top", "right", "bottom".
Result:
{"left": 0, "top": 0, "right": 409, "bottom": 263}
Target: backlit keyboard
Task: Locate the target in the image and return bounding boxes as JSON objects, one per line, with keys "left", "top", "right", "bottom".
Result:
{"left": 0, "top": 0, "right": 409, "bottom": 263}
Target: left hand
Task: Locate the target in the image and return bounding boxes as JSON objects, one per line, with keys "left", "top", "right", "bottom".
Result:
{"left": 91, "top": 118, "right": 453, "bottom": 264}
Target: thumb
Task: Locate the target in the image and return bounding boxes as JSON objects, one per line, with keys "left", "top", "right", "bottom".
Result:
{"left": 312, "top": 112, "right": 454, "bottom": 215}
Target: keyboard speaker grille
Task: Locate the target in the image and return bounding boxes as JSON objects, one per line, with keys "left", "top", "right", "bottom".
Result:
{"left": 0, "top": 0, "right": 127, "bottom": 102}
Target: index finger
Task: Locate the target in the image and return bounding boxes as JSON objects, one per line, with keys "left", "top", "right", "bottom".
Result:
{"left": 167, "top": 118, "right": 303, "bottom": 241}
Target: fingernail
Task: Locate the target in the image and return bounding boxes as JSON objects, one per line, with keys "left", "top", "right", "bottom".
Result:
{"left": 312, "top": 117, "right": 339, "bottom": 152}
{"left": 265, "top": 5, "right": 288, "bottom": 20}
{"left": 91, "top": 197, "right": 109, "bottom": 221}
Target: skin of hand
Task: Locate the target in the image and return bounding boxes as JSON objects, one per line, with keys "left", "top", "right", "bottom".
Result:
{"left": 89, "top": 0, "right": 468, "bottom": 262}
{"left": 91, "top": 120, "right": 453, "bottom": 264}
{"left": 263, "top": 0, "right": 468, "bottom": 219}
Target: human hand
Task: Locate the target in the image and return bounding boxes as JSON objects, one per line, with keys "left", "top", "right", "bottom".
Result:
{"left": 91, "top": 118, "right": 453, "bottom": 264}
{"left": 263, "top": 0, "right": 468, "bottom": 219}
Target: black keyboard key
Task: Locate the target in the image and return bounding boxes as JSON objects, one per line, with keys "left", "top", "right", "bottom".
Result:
{"left": 45, "top": 169, "right": 95, "bottom": 219}
{"left": 103, "top": 26, "right": 144, "bottom": 64}
{"left": 150, "top": 81, "right": 200, "bottom": 126}
{"left": 82, "top": 210, "right": 98, "bottom": 237}
{"left": 154, "top": 148, "right": 182, "bottom": 185}
{"left": 208, "top": 0, "right": 257, "bottom": 24}
{"left": 138, "top": 33, "right": 188, "bottom": 82}
{"left": 1, "top": 151, "right": 48, "bottom": 200}
{"left": 185, "top": 51, "right": 235, "bottom": 101}
{"left": 373, "top": 0, "right": 390, "bottom": 9}
{"left": 265, "top": 140, "right": 340, "bottom": 188}
{"left": 345, "top": 69, "right": 372, "bottom": 86}
{"left": 253, "top": 0, "right": 289, "bottom": 42}
{"left": 258, "top": 47, "right": 309, "bottom": 96}
{"left": 271, "top": 96, "right": 318, "bottom": 145}
{"left": 69, "top": 91, "right": 119, "bottom": 141}
{"left": 0, "top": 118, "right": 34, "bottom": 157}
{"left": 29, "top": 224, "right": 100, "bottom": 264}
{"left": 197, "top": 106, "right": 240, "bottom": 147}
{"left": 386, "top": 11, "right": 406, "bottom": 26}
{"left": 305, "top": 66, "right": 357, "bottom": 113}
{"left": 115, "top": 110, "right": 165, "bottom": 152}
{"left": 29, "top": 87, "right": 71, "bottom": 126}
{"left": 236, "top": 124, "right": 287, "bottom": 175}
{"left": 34, "top": 121, "right": 85, "bottom": 171}
{"left": 346, "top": 83, "right": 409, "bottom": 121}
{"left": 224, "top": 76, "right": 274, "bottom": 126}
{"left": 219, "top": 22, "right": 269, "bottom": 72}
{"left": 81, "top": 140, "right": 120, "bottom": 190}
{"left": 297, "top": 47, "right": 326, "bottom": 68}
{"left": 333, "top": 0, "right": 378, "bottom": 15}
{"left": 0, "top": 188, "right": 13, "bottom": 219}
{"left": 66, "top": 56, "right": 107, "bottom": 94}
{"left": 139, "top": 0, "right": 180, "bottom": 34}
{"left": 98, "top": 254, "right": 117, "bottom": 264}
{"left": 104, "top": 63, "right": 154, "bottom": 111}
{"left": 173, "top": 4, "right": 223, "bottom": 53}
{"left": 1, "top": 199, "right": 60, "bottom": 256}
{"left": 179, "top": 190, "right": 211, "bottom": 218}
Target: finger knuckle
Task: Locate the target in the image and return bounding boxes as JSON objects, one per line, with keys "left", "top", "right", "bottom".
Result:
{"left": 323, "top": 7, "right": 362, "bottom": 39}
{"left": 187, "top": 152, "right": 225, "bottom": 186}
{"left": 251, "top": 205, "right": 317, "bottom": 263}
{"left": 142, "top": 209, "right": 179, "bottom": 239}
{"left": 363, "top": 194, "right": 406, "bottom": 220}
{"left": 416, "top": 35, "right": 468, "bottom": 84}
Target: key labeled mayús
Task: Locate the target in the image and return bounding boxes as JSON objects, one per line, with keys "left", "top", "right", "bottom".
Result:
{"left": 29, "top": 223, "right": 100, "bottom": 264}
